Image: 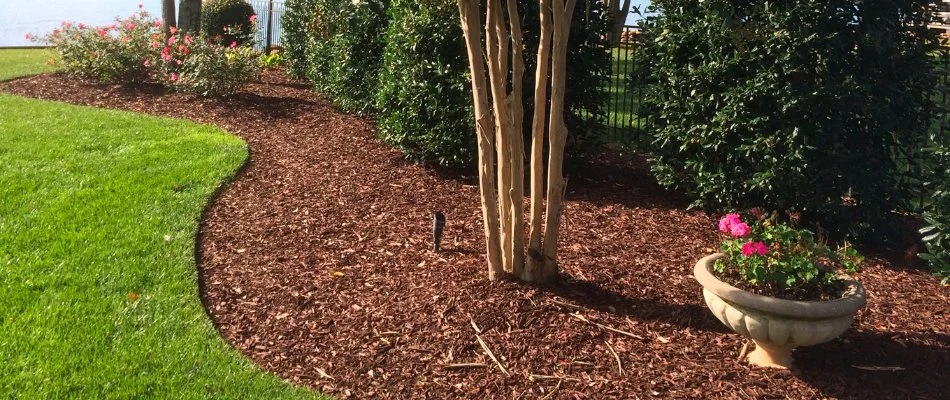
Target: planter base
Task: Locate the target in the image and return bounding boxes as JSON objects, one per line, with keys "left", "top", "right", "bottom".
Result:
{"left": 748, "top": 340, "right": 793, "bottom": 369}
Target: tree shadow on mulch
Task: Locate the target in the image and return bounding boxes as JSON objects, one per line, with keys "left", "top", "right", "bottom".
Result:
{"left": 793, "top": 330, "right": 950, "bottom": 399}
{"left": 566, "top": 150, "right": 690, "bottom": 211}
{"left": 541, "top": 274, "right": 731, "bottom": 334}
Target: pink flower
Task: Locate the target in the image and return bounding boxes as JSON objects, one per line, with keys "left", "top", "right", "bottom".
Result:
{"left": 143, "top": 59, "right": 150, "bottom": 67}
{"left": 24, "top": 33, "right": 31, "bottom": 40}
{"left": 110, "top": 23, "right": 118, "bottom": 30}
{"left": 170, "top": 73, "right": 178, "bottom": 81}
{"left": 78, "top": 23, "right": 86, "bottom": 29}
{"left": 169, "top": 26, "right": 179, "bottom": 35}
{"left": 250, "top": 14, "right": 258, "bottom": 23}
{"left": 741, "top": 241, "right": 769, "bottom": 257}
{"left": 138, "top": 3, "right": 143, "bottom": 9}
{"left": 155, "top": 20, "right": 162, "bottom": 27}
{"left": 151, "top": 41, "right": 160, "bottom": 49}
{"left": 729, "top": 221, "right": 751, "bottom": 238}
{"left": 718, "top": 213, "right": 742, "bottom": 233}
{"left": 229, "top": 41, "right": 237, "bottom": 49}
{"left": 97, "top": 28, "right": 108, "bottom": 37}
{"left": 126, "top": 22, "right": 136, "bottom": 30}
{"left": 183, "top": 34, "right": 193, "bottom": 44}
{"left": 168, "top": 36, "right": 177, "bottom": 45}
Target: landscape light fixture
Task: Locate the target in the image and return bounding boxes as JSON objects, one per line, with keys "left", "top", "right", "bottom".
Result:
{"left": 433, "top": 211, "right": 446, "bottom": 252}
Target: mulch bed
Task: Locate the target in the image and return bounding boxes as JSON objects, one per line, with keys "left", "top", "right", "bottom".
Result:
{"left": 3, "top": 71, "right": 948, "bottom": 399}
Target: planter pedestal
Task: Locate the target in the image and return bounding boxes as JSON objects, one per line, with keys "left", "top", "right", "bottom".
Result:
{"left": 748, "top": 340, "right": 793, "bottom": 369}
{"left": 694, "top": 254, "right": 867, "bottom": 369}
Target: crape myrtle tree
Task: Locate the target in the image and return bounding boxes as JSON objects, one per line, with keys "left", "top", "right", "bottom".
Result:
{"left": 456, "top": 0, "right": 577, "bottom": 282}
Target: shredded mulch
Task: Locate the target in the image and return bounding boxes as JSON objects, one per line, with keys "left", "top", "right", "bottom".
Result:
{"left": 3, "top": 72, "right": 948, "bottom": 399}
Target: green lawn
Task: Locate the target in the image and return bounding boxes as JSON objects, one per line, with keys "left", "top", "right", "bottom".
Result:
{"left": 604, "top": 46, "right": 648, "bottom": 145}
{"left": 0, "top": 52, "right": 320, "bottom": 398}
{"left": 0, "top": 48, "right": 56, "bottom": 81}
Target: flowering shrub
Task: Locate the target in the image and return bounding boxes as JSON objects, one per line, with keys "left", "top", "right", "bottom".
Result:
{"left": 35, "top": 7, "right": 161, "bottom": 83}
{"left": 149, "top": 27, "right": 260, "bottom": 97}
{"left": 715, "top": 210, "right": 863, "bottom": 300}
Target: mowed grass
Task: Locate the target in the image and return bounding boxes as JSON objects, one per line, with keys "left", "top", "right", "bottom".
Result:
{"left": 0, "top": 48, "right": 56, "bottom": 81}
{"left": 604, "top": 46, "right": 649, "bottom": 146}
{"left": 0, "top": 54, "right": 319, "bottom": 398}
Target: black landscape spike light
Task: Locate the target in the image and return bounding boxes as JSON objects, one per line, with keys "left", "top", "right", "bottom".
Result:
{"left": 433, "top": 211, "right": 446, "bottom": 252}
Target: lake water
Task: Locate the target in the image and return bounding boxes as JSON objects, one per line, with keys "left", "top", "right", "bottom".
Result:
{"left": 0, "top": 1, "right": 166, "bottom": 47}
{"left": 0, "top": 0, "right": 652, "bottom": 47}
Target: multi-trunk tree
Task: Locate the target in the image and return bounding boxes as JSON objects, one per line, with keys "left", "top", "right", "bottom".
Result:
{"left": 456, "top": 0, "right": 577, "bottom": 282}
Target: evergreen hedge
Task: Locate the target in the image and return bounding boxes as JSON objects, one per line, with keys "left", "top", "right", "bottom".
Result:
{"left": 283, "top": 0, "right": 610, "bottom": 167}
{"left": 634, "top": 0, "right": 937, "bottom": 240}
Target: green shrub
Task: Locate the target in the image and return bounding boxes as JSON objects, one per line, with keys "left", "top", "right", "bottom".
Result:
{"left": 201, "top": 0, "right": 257, "bottom": 46}
{"left": 36, "top": 9, "right": 160, "bottom": 83}
{"left": 283, "top": 0, "right": 610, "bottom": 166}
{"left": 634, "top": 0, "right": 937, "bottom": 240}
{"left": 375, "top": 0, "right": 475, "bottom": 166}
{"left": 282, "top": 0, "right": 389, "bottom": 114}
{"left": 920, "top": 128, "right": 950, "bottom": 283}
{"left": 280, "top": 0, "right": 314, "bottom": 78}
{"left": 375, "top": 0, "right": 610, "bottom": 167}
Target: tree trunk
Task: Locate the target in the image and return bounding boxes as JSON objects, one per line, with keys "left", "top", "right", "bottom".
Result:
{"left": 505, "top": 0, "right": 526, "bottom": 279}
{"left": 457, "top": 0, "right": 575, "bottom": 283}
{"left": 525, "top": 0, "right": 553, "bottom": 282}
{"left": 458, "top": 0, "right": 504, "bottom": 280}
{"left": 178, "top": 0, "right": 202, "bottom": 34}
{"left": 539, "top": 0, "right": 577, "bottom": 281}
{"left": 606, "top": 0, "right": 631, "bottom": 46}
{"left": 162, "top": 0, "right": 176, "bottom": 38}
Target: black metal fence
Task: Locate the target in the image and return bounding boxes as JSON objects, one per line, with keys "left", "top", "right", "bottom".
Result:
{"left": 248, "top": 0, "right": 286, "bottom": 51}
{"left": 604, "top": 26, "right": 647, "bottom": 145}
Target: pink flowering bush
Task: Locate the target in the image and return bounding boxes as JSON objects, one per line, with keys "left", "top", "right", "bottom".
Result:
{"left": 35, "top": 6, "right": 260, "bottom": 97}
{"left": 35, "top": 7, "right": 161, "bottom": 83}
{"left": 715, "top": 210, "right": 863, "bottom": 300}
{"left": 148, "top": 18, "right": 260, "bottom": 97}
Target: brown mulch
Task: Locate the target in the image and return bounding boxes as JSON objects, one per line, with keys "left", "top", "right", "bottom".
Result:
{"left": 3, "top": 71, "right": 948, "bottom": 399}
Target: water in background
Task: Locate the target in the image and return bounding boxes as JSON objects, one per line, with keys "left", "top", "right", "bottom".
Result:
{"left": 0, "top": 1, "right": 165, "bottom": 47}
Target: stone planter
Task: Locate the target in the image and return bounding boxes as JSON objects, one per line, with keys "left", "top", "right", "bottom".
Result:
{"left": 693, "top": 253, "right": 867, "bottom": 368}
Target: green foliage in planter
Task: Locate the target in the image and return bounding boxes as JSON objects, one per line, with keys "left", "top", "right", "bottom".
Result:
{"left": 634, "top": 0, "right": 938, "bottom": 240}
{"left": 202, "top": 0, "right": 257, "bottom": 45}
{"left": 282, "top": 0, "right": 389, "bottom": 114}
{"left": 375, "top": 0, "right": 474, "bottom": 166}
{"left": 375, "top": 0, "right": 611, "bottom": 167}
{"left": 716, "top": 211, "right": 863, "bottom": 300}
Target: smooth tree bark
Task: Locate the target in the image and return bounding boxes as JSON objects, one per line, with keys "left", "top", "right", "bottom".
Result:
{"left": 162, "top": 0, "right": 177, "bottom": 37}
{"left": 178, "top": 0, "right": 202, "bottom": 33}
{"left": 605, "top": 0, "right": 632, "bottom": 46}
{"left": 457, "top": 0, "right": 576, "bottom": 282}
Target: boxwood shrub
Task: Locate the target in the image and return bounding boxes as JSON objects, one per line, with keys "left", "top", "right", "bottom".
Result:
{"left": 282, "top": 0, "right": 389, "bottom": 114}
{"left": 285, "top": 0, "right": 610, "bottom": 167}
{"left": 634, "top": 0, "right": 937, "bottom": 240}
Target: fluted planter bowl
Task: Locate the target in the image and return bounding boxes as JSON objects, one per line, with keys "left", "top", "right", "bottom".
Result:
{"left": 693, "top": 253, "right": 867, "bottom": 368}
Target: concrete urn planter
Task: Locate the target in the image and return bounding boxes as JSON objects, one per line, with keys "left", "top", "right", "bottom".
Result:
{"left": 693, "top": 253, "right": 867, "bottom": 369}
